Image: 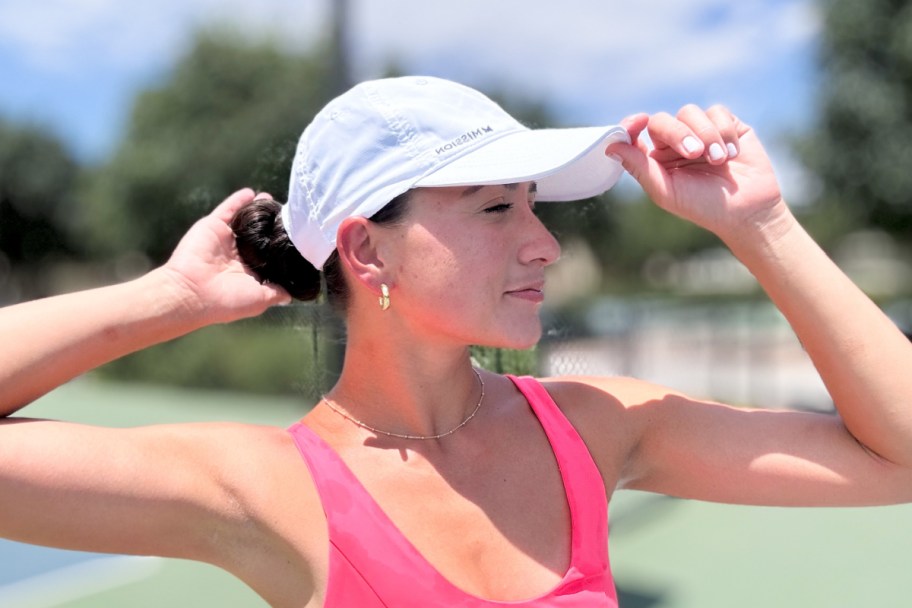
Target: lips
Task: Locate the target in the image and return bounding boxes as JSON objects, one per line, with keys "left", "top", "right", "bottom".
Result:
{"left": 505, "top": 281, "right": 545, "bottom": 302}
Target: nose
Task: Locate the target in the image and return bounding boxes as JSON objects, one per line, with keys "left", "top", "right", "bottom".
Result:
{"left": 519, "top": 207, "right": 561, "bottom": 267}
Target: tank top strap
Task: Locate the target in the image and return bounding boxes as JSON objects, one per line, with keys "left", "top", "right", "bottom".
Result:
{"left": 287, "top": 422, "right": 459, "bottom": 605}
{"left": 506, "top": 375, "right": 609, "bottom": 573}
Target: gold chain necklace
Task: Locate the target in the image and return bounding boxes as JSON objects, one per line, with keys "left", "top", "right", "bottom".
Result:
{"left": 321, "top": 368, "right": 485, "bottom": 440}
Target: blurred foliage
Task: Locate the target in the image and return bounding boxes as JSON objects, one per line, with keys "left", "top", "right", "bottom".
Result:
{"left": 537, "top": 194, "right": 722, "bottom": 292}
{"left": 95, "top": 306, "right": 338, "bottom": 398}
{"left": 77, "top": 29, "right": 334, "bottom": 264}
{"left": 801, "top": 0, "right": 912, "bottom": 238}
{"left": 0, "top": 119, "right": 81, "bottom": 301}
{"left": 470, "top": 345, "right": 538, "bottom": 376}
{"left": 64, "top": 29, "right": 344, "bottom": 394}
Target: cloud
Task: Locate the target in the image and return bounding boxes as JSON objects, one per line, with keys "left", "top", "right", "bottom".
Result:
{"left": 3, "top": 0, "right": 818, "bottom": 93}
{"left": 351, "top": 0, "right": 820, "bottom": 112}
{"left": 0, "top": 0, "right": 820, "bottom": 194}
{"left": 0, "top": 0, "right": 326, "bottom": 74}
{"left": 0, "top": 0, "right": 176, "bottom": 73}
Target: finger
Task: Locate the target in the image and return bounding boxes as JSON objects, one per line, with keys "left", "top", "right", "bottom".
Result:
{"left": 646, "top": 111, "right": 705, "bottom": 158}
{"left": 650, "top": 147, "right": 709, "bottom": 166}
{"left": 212, "top": 188, "right": 256, "bottom": 223}
{"left": 675, "top": 104, "right": 729, "bottom": 165}
{"left": 617, "top": 113, "right": 649, "bottom": 145}
{"left": 706, "top": 104, "right": 740, "bottom": 159}
{"left": 262, "top": 283, "right": 293, "bottom": 307}
{"left": 254, "top": 192, "right": 275, "bottom": 202}
{"left": 606, "top": 140, "right": 672, "bottom": 204}
{"left": 607, "top": 141, "right": 643, "bottom": 180}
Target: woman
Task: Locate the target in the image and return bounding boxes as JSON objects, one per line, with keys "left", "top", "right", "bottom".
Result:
{"left": 1, "top": 76, "right": 910, "bottom": 607}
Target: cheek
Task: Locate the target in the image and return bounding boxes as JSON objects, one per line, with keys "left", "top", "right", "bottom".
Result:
{"left": 397, "top": 241, "right": 499, "bottom": 320}
{"left": 395, "top": 235, "right": 448, "bottom": 295}
{"left": 400, "top": 250, "right": 472, "bottom": 299}
{"left": 399, "top": 228, "right": 493, "bottom": 286}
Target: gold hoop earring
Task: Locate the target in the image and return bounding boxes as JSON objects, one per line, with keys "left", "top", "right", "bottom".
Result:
{"left": 378, "top": 283, "right": 390, "bottom": 311}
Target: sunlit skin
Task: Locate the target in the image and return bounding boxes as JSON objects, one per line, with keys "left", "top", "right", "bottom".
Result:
{"left": 320, "top": 180, "right": 560, "bottom": 446}
{"left": 378, "top": 181, "right": 558, "bottom": 351}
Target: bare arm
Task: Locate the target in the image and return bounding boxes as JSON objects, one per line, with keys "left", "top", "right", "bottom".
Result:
{"left": 0, "top": 189, "right": 289, "bottom": 415}
{"left": 729, "top": 206, "right": 912, "bottom": 467}
{"left": 0, "top": 419, "right": 241, "bottom": 554}
{"left": 0, "top": 416, "right": 323, "bottom": 607}
{"left": 556, "top": 375, "right": 912, "bottom": 507}
{"left": 603, "top": 107, "right": 912, "bottom": 502}
{"left": 0, "top": 191, "right": 319, "bottom": 595}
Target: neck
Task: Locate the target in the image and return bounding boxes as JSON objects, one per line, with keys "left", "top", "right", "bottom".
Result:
{"left": 326, "top": 322, "right": 483, "bottom": 441}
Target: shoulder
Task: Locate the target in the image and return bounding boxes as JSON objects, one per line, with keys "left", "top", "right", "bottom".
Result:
{"left": 186, "top": 421, "right": 323, "bottom": 524}
{"left": 527, "top": 375, "right": 684, "bottom": 489}
{"left": 174, "top": 421, "right": 328, "bottom": 600}
{"left": 534, "top": 374, "right": 685, "bottom": 426}
{"left": 135, "top": 420, "right": 301, "bottom": 483}
{"left": 536, "top": 374, "right": 678, "bottom": 405}
{"left": 128, "top": 421, "right": 322, "bottom": 530}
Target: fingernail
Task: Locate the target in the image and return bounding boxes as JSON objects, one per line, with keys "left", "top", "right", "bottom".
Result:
{"left": 726, "top": 142, "right": 738, "bottom": 158}
{"left": 683, "top": 136, "right": 701, "bottom": 154}
{"left": 709, "top": 143, "right": 725, "bottom": 161}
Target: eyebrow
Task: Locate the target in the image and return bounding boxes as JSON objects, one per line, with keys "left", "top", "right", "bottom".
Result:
{"left": 459, "top": 182, "right": 538, "bottom": 198}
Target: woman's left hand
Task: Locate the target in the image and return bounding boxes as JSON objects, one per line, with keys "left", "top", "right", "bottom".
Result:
{"left": 608, "top": 105, "right": 786, "bottom": 241}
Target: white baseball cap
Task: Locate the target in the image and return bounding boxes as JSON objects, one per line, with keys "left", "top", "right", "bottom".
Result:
{"left": 282, "top": 76, "right": 630, "bottom": 269}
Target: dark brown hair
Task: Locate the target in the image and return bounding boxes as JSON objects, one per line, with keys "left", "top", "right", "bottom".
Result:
{"left": 231, "top": 192, "right": 411, "bottom": 311}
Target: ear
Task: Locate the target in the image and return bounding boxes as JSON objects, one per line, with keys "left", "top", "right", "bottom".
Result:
{"left": 335, "top": 217, "right": 390, "bottom": 291}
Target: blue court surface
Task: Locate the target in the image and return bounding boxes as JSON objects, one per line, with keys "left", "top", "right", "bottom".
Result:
{"left": 0, "top": 544, "right": 161, "bottom": 607}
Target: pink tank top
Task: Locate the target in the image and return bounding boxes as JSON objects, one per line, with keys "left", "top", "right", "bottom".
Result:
{"left": 287, "top": 375, "right": 618, "bottom": 607}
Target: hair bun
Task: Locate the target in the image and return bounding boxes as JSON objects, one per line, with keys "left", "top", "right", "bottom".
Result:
{"left": 231, "top": 199, "right": 322, "bottom": 301}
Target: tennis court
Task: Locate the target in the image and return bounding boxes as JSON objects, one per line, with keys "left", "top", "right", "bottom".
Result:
{"left": 3, "top": 378, "right": 911, "bottom": 607}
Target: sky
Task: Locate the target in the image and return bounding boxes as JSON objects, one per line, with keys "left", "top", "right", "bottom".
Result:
{"left": 0, "top": 0, "right": 822, "bottom": 201}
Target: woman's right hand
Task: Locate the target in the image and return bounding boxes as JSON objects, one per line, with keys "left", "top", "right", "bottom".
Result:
{"left": 161, "top": 188, "right": 291, "bottom": 326}
{"left": 0, "top": 189, "right": 291, "bottom": 414}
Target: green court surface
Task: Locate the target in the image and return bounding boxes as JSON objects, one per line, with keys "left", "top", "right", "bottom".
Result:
{"left": 9, "top": 378, "right": 912, "bottom": 607}
{"left": 608, "top": 492, "right": 912, "bottom": 608}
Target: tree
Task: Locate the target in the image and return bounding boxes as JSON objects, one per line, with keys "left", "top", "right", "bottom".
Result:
{"left": 0, "top": 120, "right": 80, "bottom": 301}
{"left": 802, "top": 0, "right": 912, "bottom": 238}
{"left": 78, "top": 29, "right": 335, "bottom": 263}
{"left": 71, "top": 29, "right": 348, "bottom": 394}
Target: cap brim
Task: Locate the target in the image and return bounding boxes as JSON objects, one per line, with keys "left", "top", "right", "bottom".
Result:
{"left": 413, "top": 125, "right": 630, "bottom": 201}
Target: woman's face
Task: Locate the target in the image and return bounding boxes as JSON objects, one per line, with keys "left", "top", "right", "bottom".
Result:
{"left": 383, "top": 181, "right": 560, "bottom": 349}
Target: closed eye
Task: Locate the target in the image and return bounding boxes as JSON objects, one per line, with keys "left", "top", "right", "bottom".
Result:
{"left": 484, "top": 202, "right": 514, "bottom": 214}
